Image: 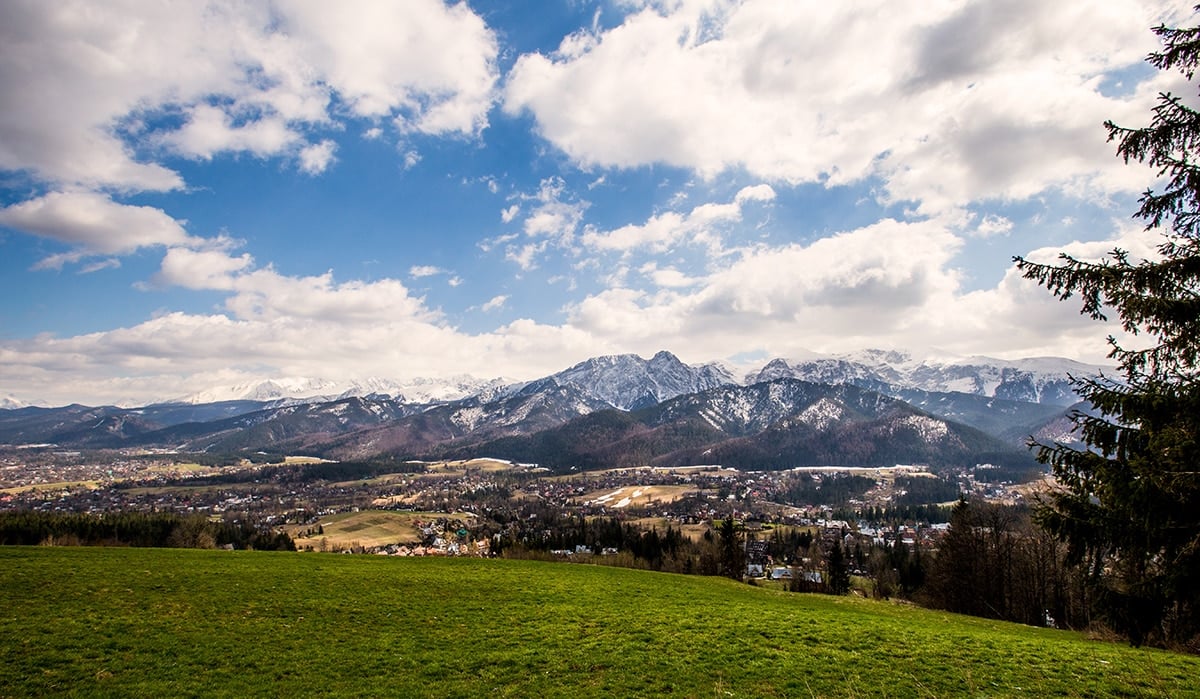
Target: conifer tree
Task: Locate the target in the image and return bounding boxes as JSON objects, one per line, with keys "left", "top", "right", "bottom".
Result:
{"left": 717, "top": 515, "right": 745, "bottom": 581}
{"left": 827, "top": 539, "right": 851, "bottom": 595}
{"left": 1014, "top": 11, "right": 1200, "bottom": 648}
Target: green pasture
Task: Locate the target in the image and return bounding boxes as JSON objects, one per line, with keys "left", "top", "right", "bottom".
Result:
{"left": 1, "top": 547, "right": 1197, "bottom": 697}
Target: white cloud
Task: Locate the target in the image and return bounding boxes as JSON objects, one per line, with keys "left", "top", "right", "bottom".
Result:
{"left": 78, "top": 258, "right": 122, "bottom": 274}
{"left": 409, "top": 265, "right": 446, "bottom": 278}
{"left": 0, "top": 1, "right": 1178, "bottom": 407}
{"left": 0, "top": 216, "right": 1143, "bottom": 406}
{"left": 734, "top": 184, "right": 776, "bottom": 204}
{"left": 156, "top": 247, "right": 254, "bottom": 291}
{"left": 0, "top": 0, "right": 499, "bottom": 190}
{"left": 562, "top": 216, "right": 1137, "bottom": 363}
{"left": 146, "top": 244, "right": 443, "bottom": 338}
{"left": 481, "top": 295, "right": 508, "bottom": 312}
{"left": 582, "top": 183, "right": 773, "bottom": 253}
{"left": 972, "top": 214, "right": 1015, "bottom": 238}
{"left": 298, "top": 139, "right": 338, "bottom": 175}
{"left": 505, "top": 0, "right": 1184, "bottom": 213}
{"left": 640, "top": 263, "right": 700, "bottom": 288}
{"left": 162, "top": 106, "right": 300, "bottom": 161}
{"left": 522, "top": 177, "right": 586, "bottom": 238}
{"left": 501, "top": 177, "right": 589, "bottom": 269}
{"left": 0, "top": 191, "right": 199, "bottom": 269}
{"left": 506, "top": 241, "right": 549, "bottom": 271}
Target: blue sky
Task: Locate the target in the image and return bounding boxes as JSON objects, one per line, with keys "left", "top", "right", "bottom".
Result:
{"left": 0, "top": 0, "right": 1192, "bottom": 406}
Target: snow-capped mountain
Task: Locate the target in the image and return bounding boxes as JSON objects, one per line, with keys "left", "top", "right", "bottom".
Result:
{"left": 746, "top": 350, "right": 1108, "bottom": 406}
{"left": 534, "top": 350, "right": 738, "bottom": 410}
{"left": 172, "top": 375, "right": 507, "bottom": 406}
{"left": 135, "top": 348, "right": 1104, "bottom": 414}
{"left": 2, "top": 349, "right": 1081, "bottom": 468}
{"left": 453, "top": 377, "right": 1030, "bottom": 473}
{"left": 175, "top": 377, "right": 341, "bottom": 404}
{"left": 1, "top": 395, "right": 29, "bottom": 410}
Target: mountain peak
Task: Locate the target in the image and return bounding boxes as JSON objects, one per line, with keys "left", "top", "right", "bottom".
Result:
{"left": 747, "top": 350, "right": 1107, "bottom": 406}
{"left": 650, "top": 349, "right": 681, "bottom": 364}
{"left": 550, "top": 351, "right": 735, "bottom": 410}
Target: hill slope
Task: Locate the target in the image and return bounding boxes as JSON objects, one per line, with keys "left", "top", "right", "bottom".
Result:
{"left": 3, "top": 547, "right": 1196, "bottom": 697}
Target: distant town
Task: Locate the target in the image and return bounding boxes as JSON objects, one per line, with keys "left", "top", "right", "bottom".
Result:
{"left": 0, "top": 445, "right": 1042, "bottom": 563}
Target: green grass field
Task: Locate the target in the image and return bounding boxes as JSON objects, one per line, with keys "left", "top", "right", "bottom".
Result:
{"left": 2, "top": 547, "right": 1197, "bottom": 697}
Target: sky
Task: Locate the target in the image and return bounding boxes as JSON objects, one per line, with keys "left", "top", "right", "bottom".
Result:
{"left": 0, "top": 0, "right": 1193, "bottom": 407}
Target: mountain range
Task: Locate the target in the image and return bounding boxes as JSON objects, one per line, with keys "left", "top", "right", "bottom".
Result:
{"left": 0, "top": 349, "right": 1106, "bottom": 474}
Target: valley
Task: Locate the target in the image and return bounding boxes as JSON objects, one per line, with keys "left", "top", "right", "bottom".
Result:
{"left": 1, "top": 349, "right": 1075, "bottom": 559}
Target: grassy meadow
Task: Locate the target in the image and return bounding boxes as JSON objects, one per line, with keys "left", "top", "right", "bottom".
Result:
{"left": 2, "top": 546, "right": 1198, "bottom": 697}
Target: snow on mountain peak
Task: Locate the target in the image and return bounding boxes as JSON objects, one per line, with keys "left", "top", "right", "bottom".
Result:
{"left": 1, "top": 394, "right": 30, "bottom": 410}
{"left": 746, "top": 349, "right": 1109, "bottom": 406}
{"left": 172, "top": 374, "right": 504, "bottom": 406}
{"left": 549, "top": 350, "right": 737, "bottom": 410}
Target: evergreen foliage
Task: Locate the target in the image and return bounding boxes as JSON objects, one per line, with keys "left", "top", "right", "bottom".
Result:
{"left": 827, "top": 539, "right": 850, "bottom": 595}
{"left": 1014, "top": 11, "right": 1200, "bottom": 649}
{"left": 717, "top": 515, "right": 745, "bottom": 580}
{"left": 0, "top": 510, "right": 294, "bottom": 551}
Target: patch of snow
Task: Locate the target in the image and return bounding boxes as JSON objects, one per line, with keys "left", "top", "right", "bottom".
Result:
{"left": 896, "top": 414, "right": 950, "bottom": 442}
{"left": 798, "top": 397, "right": 844, "bottom": 431}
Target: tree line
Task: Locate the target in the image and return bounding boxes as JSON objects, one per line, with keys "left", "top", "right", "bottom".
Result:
{"left": 0, "top": 510, "right": 295, "bottom": 551}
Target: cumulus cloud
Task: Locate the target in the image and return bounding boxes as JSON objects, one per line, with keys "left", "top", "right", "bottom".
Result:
{"left": 154, "top": 245, "right": 436, "bottom": 324}
{"left": 298, "top": 140, "right": 338, "bottom": 175}
{"left": 0, "top": 0, "right": 499, "bottom": 190}
{"left": 639, "top": 263, "right": 701, "bottom": 288}
{"left": 162, "top": 106, "right": 300, "bottom": 161}
{"left": 971, "top": 214, "right": 1015, "bottom": 238}
{"left": 582, "top": 183, "right": 774, "bottom": 254}
{"left": 562, "top": 216, "right": 1133, "bottom": 363}
{"left": 0, "top": 216, "right": 1140, "bottom": 406}
{"left": 156, "top": 246, "right": 254, "bottom": 291}
{"left": 0, "top": 191, "right": 199, "bottom": 269}
{"left": 0, "top": 1, "right": 1174, "bottom": 407}
{"left": 504, "top": 0, "right": 1182, "bottom": 213}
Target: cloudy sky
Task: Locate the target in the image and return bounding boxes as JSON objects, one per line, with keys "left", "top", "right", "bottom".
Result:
{"left": 0, "top": 0, "right": 1192, "bottom": 406}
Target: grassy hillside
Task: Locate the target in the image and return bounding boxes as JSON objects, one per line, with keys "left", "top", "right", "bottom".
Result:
{"left": 2, "top": 547, "right": 1197, "bottom": 697}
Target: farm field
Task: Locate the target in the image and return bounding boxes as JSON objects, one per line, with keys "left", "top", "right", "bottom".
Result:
{"left": 286, "top": 510, "right": 470, "bottom": 550}
{"left": 576, "top": 484, "right": 697, "bottom": 509}
{"left": 3, "top": 547, "right": 1199, "bottom": 697}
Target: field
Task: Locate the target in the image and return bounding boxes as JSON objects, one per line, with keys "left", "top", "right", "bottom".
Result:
{"left": 3, "top": 547, "right": 1199, "bottom": 697}
{"left": 287, "top": 510, "right": 461, "bottom": 550}
{"left": 576, "top": 484, "right": 697, "bottom": 509}
{"left": 0, "top": 480, "right": 99, "bottom": 496}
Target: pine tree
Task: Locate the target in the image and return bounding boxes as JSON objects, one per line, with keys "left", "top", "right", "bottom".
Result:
{"left": 1014, "top": 12, "right": 1200, "bottom": 648}
{"left": 717, "top": 516, "right": 745, "bottom": 581}
{"left": 827, "top": 539, "right": 850, "bottom": 595}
